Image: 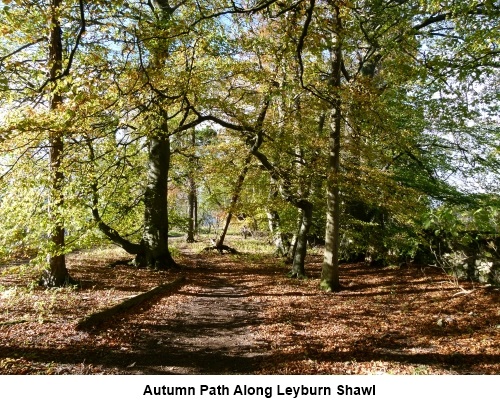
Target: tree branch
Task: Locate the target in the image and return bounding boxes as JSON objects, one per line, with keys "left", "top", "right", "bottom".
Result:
{"left": 296, "top": 0, "right": 316, "bottom": 90}
{"left": 413, "top": 13, "right": 449, "bottom": 31}
{"left": 38, "top": 0, "right": 86, "bottom": 92}
{"left": 86, "top": 141, "right": 143, "bottom": 255}
{"left": 0, "top": 38, "right": 46, "bottom": 63}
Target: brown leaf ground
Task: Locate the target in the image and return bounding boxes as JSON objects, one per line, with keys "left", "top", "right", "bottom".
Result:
{"left": 1, "top": 236, "right": 499, "bottom": 375}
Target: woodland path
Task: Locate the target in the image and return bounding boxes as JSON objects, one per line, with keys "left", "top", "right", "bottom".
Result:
{"left": 101, "top": 249, "right": 271, "bottom": 374}
{"left": 128, "top": 275, "right": 268, "bottom": 374}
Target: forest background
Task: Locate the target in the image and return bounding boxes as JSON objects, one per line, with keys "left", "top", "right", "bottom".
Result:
{"left": 1, "top": 0, "right": 499, "bottom": 287}
{"left": 0, "top": 0, "right": 499, "bottom": 375}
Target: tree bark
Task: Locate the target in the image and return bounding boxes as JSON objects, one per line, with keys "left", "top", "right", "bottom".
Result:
{"left": 186, "top": 130, "right": 197, "bottom": 243}
{"left": 141, "top": 124, "right": 176, "bottom": 269}
{"left": 320, "top": 7, "right": 342, "bottom": 292}
{"left": 194, "top": 191, "right": 198, "bottom": 234}
{"left": 289, "top": 203, "right": 313, "bottom": 278}
{"left": 40, "top": 0, "right": 75, "bottom": 287}
{"left": 216, "top": 152, "right": 253, "bottom": 249}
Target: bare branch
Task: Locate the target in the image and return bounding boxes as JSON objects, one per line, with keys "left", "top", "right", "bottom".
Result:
{"left": 0, "top": 38, "right": 46, "bottom": 64}
{"left": 296, "top": 0, "right": 315, "bottom": 89}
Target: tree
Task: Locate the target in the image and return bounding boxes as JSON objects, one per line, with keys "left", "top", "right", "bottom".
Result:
{"left": 284, "top": 0, "right": 499, "bottom": 290}
{"left": 39, "top": 0, "right": 77, "bottom": 286}
{"left": 0, "top": 0, "right": 87, "bottom": 286}
{"left": 87, "top": 1, "right": 247, "bottom": 267}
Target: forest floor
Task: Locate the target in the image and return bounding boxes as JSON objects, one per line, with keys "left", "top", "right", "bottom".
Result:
{"left": 0, "top": 235, "right": 499, "bottom": 375}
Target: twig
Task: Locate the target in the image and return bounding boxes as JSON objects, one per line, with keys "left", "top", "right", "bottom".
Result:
{"left": 452, "top": 288, "right": 475, "bottom": 297}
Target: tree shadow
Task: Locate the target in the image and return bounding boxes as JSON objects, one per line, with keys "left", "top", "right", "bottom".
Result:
{"left": 262, "top": 343, "right": 500, "bottom": 374}
{"left": 0, "top": 342, "right": 269, "bottom": 374}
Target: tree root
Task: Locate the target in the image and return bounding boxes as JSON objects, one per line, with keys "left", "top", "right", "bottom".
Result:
{"left": 286, "top": 270, "right": 308, "bottom": 280}
{"left": 108, "top": 259, "right": 135, "bottom": 268}
{"left": 202, "top": 245, "right": 238, "bottom": 254}
{"left": 76, "top": 276, "right": 186, "bottom": 331}
{"left": 0, "top": 319, "right": 28, "bottom": 326}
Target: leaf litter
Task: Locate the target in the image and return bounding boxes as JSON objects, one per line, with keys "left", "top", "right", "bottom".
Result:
{"left": 0, "top": 240, "right": 499, "bottom": 375}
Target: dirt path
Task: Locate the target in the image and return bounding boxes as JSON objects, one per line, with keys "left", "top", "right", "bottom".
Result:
{"left": 95, "top": 250, "right": 271, "bottom": 374}
{"left": 126, "top": 275, "right": 268, "bottom": 374}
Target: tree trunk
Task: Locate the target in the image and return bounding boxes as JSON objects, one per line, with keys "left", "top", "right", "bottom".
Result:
{"left": 289, "top": 203, "right": 313, "bottom": 278}
{"left": 320, "top": 117, "right": 341, "bottom": 291}
{"left": 215, "top": 152, "right": 252, "bottom": 249}
{"left": 194, "top": 191, "right": 198, "bottom": 234}
{"left": 321, "top": 7, "right": 342, "bottom": 292}
{"left": 141, "top": 127, "right": 176, "bottom": 269}
{"left": 40, "top": 0, "right": 74, "bottom": 287}
{"left": 186, "top": 130, "right": 196, "bottom": 243}
{"left": 186, "top": 175, "right": 196, "bottom": 242}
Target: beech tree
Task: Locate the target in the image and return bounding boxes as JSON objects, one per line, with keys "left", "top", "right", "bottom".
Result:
{"left": 84, "top": 1, "right": 238, "bottom": 268}
{"left": 0, "top": 0, "right": 87, "bottom": 286}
